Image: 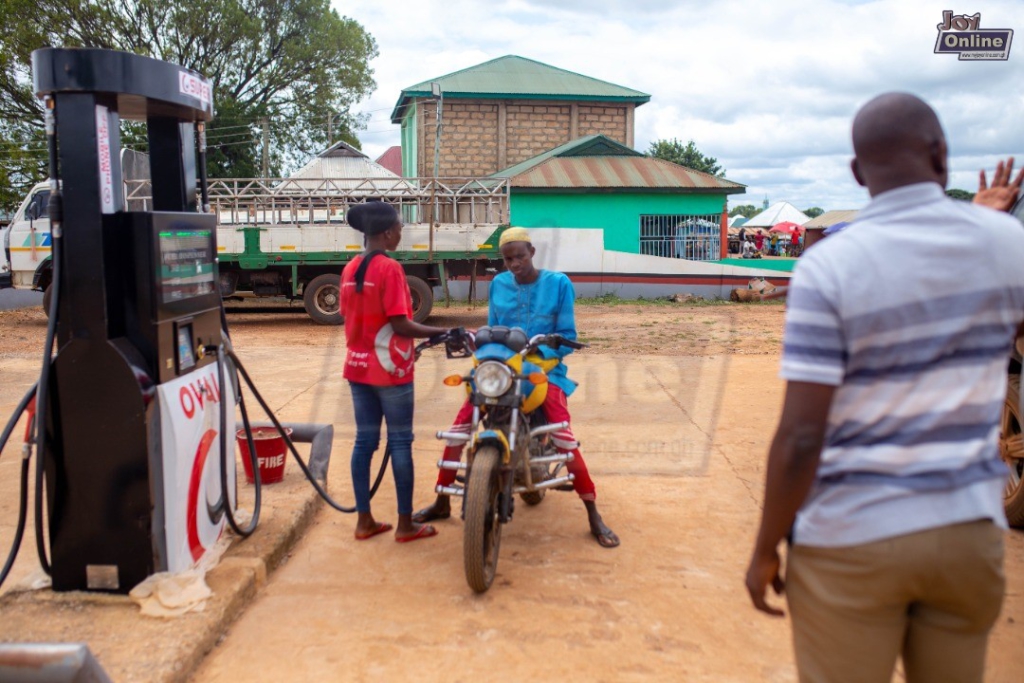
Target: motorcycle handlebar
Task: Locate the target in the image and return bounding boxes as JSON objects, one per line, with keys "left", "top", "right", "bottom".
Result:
{"left": 415, "top": 327, "right": 474, "bottom": 359}
{"left": 524, "top": 333, "right": 588, "bottom": 354}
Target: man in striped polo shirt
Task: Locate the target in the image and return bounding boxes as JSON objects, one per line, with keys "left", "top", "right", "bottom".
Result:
{"left": 745, "top": 92, "right": 1024, "bottom": 683}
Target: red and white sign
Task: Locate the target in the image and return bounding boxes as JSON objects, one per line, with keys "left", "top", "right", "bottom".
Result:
{"left": 95, "top": 105, "right": 114, "bottom": 214}
{"left": 178, "top": 71, "right": 212, "bottom": 107}
{"left": 157, "top": 368, "right": 236, "bottom": 573}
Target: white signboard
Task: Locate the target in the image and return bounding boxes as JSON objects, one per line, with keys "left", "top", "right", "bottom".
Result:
{"left": 95, "top": 104, "right": 114, "bottom": 214}
{"left": 157, "top": 365, "right": 236, "bottom": 573}
{"left": 178, "top": 71, "right": 212, "bottom": 107}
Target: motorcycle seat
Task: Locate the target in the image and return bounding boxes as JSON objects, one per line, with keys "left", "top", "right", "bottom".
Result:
{"left": 474, "top": 325, "right": 528, "bottom": 352}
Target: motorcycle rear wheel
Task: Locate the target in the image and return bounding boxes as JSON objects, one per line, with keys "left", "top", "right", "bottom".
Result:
{"left": 464, "top": 446, "right": 502, "bottom": 593}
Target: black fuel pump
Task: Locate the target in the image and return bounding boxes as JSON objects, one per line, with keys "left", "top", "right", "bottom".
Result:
{"left": 30, "top": 48, "right": 230, "bottom": 593}
{"left": 0, "top": 47, "right": 423, "bottom": 597}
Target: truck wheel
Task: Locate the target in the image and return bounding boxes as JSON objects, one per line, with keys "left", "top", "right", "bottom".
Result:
{"left": 407, "top": 276, "right": 433, "bottom": 324}
{"left": 41, "top": 283, "right": 53, "bottom": 318}
{"left": 303, "top": 274, "right": 343, "bottom": 325}
{"left": 1001, "top": 375, "right": 1024, "bottom": 527}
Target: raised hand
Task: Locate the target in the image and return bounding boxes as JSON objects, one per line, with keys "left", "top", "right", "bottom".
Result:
{"left": 974, "top": 157, "right": 1024, "bottom": 212}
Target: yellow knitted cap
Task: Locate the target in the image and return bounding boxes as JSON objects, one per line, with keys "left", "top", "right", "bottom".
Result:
{"left": 498, "top": 227, "right": 531, "bottom": 247}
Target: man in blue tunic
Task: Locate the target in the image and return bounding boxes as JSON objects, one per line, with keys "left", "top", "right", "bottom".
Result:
{"left": 414, "top": 228, "right": 619, "bottom": 548}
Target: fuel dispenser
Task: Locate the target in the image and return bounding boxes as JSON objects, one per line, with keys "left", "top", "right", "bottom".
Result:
{"left": 31, "top": 47, "right": 232, "bottom": 592}
{"left": 0, "top": 47, "right": 453, "bottom": 599}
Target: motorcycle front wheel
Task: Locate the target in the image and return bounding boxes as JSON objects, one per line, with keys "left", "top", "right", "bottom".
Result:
{"left": 464, "top": 445, "right": 503, "bottom": 593}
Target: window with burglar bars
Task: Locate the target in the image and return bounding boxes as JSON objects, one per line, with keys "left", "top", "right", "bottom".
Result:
{"left": 639, "top": 214, "right": 721, "bottom": 261}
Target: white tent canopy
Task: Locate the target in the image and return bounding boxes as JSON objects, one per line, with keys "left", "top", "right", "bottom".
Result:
{"left": 743, "top": 201, "right": 810, "bottom": 228}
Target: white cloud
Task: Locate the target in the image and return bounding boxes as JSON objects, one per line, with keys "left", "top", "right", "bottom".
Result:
{"left": 332, "top": 0, "right": 1024, "bottom": 210}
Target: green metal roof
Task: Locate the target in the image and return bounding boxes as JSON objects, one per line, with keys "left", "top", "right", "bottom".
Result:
{"left": 390, "top": 55, "right": 650, "bottom": 123}
{"left": 490, "top": 135, "right": 745, "bottom": 194}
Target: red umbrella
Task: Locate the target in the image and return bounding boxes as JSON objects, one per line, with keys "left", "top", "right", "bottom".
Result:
{"left": 769, "top": 221, "right": 804, "bottom": 237}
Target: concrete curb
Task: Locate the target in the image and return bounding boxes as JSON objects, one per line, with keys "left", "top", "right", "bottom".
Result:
{"left": 0, "top": 473, "right": 322, "bottom": 683}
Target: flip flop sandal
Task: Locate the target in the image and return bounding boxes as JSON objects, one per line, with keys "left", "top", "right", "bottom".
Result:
{"left": 592, "top": 527, "right": 620, "bottom": 549}
{"left": 395, "top": 524, "right": 438, "bottom": 543}
{"left": 354, "top": 522, "right": 393, "bottom": 540}
{"left": 412, "top": 506, "right": 451, "bottom": 524}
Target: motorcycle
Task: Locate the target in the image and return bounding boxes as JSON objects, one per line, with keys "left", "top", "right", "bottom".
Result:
{"left": 418, "top": 325, "right": 586, "bottom": 593}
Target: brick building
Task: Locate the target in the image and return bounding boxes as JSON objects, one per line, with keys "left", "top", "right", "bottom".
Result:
{"left": 390, "top": 55, "right": 650, "bottom": 178}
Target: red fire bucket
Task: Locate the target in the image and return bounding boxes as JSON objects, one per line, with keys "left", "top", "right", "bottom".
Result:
{"left": 237, "top": 427, "right": 292, "bottom": 485}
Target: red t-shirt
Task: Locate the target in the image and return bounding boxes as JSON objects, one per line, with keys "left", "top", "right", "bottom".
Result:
{"left": 340, "top": 254, "right": 415, "bottom": 385}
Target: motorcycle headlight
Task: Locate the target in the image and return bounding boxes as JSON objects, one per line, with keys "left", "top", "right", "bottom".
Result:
{"left": 474, "top": 361, "right": 513, "bottom": 398}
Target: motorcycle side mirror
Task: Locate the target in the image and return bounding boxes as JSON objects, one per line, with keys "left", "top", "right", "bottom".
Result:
{"left": 526, "top": 372, "right": 547, "bottom": 385}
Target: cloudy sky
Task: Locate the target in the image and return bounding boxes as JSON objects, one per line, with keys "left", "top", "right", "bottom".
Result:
{"left": 332, "top": 0, "right": 1024, "bottom": 212}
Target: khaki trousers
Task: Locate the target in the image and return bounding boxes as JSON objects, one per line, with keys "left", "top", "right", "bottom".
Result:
{"left": 787, "top": 520, "right": 1005, "bottom": 683}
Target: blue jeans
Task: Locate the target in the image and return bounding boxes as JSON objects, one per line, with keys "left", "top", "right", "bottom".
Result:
{"left": 348, "top": 381, "right": 415, "bottom": 515}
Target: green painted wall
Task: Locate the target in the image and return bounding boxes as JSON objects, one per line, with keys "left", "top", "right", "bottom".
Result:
{"left": 401, "top": 104, "right": 417, "bottom": 177}
{"left": 510, "top": 192, "right": 727, "bottom": 253}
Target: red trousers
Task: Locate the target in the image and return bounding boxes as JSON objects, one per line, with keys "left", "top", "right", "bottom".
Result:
{"left": 437, "top": 384, "right": 596, "bottom": 500}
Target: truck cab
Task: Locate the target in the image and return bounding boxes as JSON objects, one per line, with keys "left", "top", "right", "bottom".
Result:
{"left": 4, "top": 182, "right": 54, "bottom": 300}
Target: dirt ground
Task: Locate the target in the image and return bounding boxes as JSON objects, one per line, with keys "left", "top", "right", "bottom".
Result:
{"left": 1, "top": 300, "right": 1022, "bottom": 682}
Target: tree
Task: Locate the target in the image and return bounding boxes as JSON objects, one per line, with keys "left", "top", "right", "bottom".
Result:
{"left": 946, "top": 188, "right": 975, "bottom": 201}
{"left": 0, "top": 0, "right": 377, "bottom": 211}
{"left": 647, "top": 138, "right": 725, "bottom": 177}
{"left": 803, "top": 207, "right": 824, "bottom": 218}
{"left": 729, "top": 204, "right": 759, "bottom": 219}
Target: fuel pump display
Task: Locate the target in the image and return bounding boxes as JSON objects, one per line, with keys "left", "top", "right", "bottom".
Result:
{"left": 158, "top": 227, "right": 216, "bottom": 303}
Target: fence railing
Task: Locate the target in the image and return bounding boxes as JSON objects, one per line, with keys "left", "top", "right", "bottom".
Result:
{"left": 123, "top": 176, "right": 510, "bottom": 226}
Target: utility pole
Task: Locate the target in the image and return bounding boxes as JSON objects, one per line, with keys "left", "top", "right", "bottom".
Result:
{"left": 428, "top": 82, "right": 443, "bottom": 261}
{"left": 261, "top": 116, "right": 269, "bottom": 178}
{"left": 327, "top": 113, "right": 333, "bottom": 146}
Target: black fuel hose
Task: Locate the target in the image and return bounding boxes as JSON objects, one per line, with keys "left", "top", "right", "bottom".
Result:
{"left": 217, "top": 347, "right": 261, "bottom": 537}
{"left": 0, "top": 458, "right": 31, "bottom": 590}
{"left": 0, "top": 384, "right": 37, "bottom": 590}
{"left": 226, "top": 348, "right": 367, "bottom": 513}
{"left": 32, "top": 97, "right": 62, "bottom": 576}
{"left": 32, "top": 212, "right": 59, "bottom": 577}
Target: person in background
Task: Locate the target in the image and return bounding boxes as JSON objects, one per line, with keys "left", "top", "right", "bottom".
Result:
{"left": 741, "top": 237, "right": 757, "bottom": 259}
{"left": 754, "top": 231, "right": 765, "bottom": 253}
{"left": 770, "top": 232, "right": 779, "bottom": 256}
{"left": 413, "top": 228, "right": 620, "bottom": 548}
{"left": 745, "top": 93, "right": 1024, "bottom": 682}
{"left": 341, "top": 201, "right": 456, "bottom": 543}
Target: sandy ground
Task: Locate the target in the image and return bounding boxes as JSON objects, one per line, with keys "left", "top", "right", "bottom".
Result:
{"left": 1, "top": 301, "right": 1022, "bottom": 681}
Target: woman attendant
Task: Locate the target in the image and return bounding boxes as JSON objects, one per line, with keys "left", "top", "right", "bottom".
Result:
{"left": 341, "top": 202, "right": 453, "bottom": 543}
